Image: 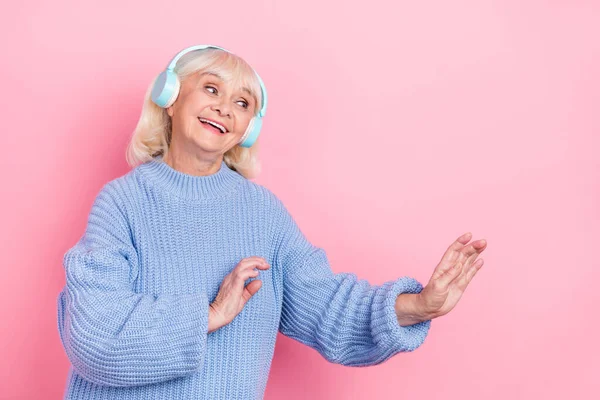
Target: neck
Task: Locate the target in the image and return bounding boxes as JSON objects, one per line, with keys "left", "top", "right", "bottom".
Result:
{"left": 163, "top": 150, "right": 224, "bottom": 177}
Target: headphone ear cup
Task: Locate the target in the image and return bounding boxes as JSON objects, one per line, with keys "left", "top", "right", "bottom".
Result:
{"left": 238, "top": 117, "right": 262, "bottom": 148}
{"left": 151, "top": 70, "right": 181, "bottom": 108}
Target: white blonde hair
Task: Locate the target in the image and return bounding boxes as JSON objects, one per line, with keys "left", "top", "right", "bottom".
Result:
{"left": 126, "top": 47, "right": 264, "bottom": 179}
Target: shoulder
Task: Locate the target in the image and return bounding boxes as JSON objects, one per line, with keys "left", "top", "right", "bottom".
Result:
{"left": 90, "top": 168, "right": 139, "bottom": 218}
{"left": 98, "top": 169, "right": 133, "bottom": 198}
{"left": 240, "top": 181, "right": 301, "bottom": 243}
{"left": 236, "top": 180, "right": 296, "bottom": 235}
{"left": 240, "top": 179, "right": 288, "bottom": 212}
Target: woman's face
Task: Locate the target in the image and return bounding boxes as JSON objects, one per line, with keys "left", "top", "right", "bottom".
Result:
{"left": 166, "top": 70, "right": 258, "bottom": 156}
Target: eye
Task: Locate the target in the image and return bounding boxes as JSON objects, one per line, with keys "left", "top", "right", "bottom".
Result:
{"left": 236, "top": 100, "right": 249, "bottom": 109}
{"left": 205, "top": 85, "right": 217, "bottom": 94}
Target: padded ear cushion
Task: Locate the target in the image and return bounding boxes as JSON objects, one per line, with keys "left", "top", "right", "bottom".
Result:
{"left": 151, "top": 70, "right": 181, "bottom": 108}
{"left": 238, "top": 116, "right": 263, "bottom": 148}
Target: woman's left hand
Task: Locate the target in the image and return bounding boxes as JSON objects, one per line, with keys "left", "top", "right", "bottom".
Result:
{"left": 417, "top": 232, "right": 487, "bottom": 319}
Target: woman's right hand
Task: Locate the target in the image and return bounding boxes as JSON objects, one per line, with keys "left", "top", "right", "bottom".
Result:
{"left": 208, "top": 256, "right": 271, "bottom": 333}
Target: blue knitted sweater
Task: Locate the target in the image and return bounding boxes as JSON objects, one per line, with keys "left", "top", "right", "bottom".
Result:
{"left": 56, "top": 155, "right": 431, "bottom": 399}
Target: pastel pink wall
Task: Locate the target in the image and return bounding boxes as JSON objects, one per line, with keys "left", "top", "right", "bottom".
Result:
{"left": 1, "top": 0, "right": 598, "bottom": 398}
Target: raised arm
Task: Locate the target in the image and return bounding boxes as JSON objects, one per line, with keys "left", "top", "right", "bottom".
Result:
{"left": 56, "top": 182, "right": 210, "bottom": 387}
{"left": 272, "top": 195, "right": 431, "bottom": 367}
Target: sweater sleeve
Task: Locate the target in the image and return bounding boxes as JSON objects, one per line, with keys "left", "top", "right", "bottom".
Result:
{"left": 273, "top": 196, "right": 431, "bottom": 367}
{"left": 56, "top": 182, "right": 210, "bottom": 387}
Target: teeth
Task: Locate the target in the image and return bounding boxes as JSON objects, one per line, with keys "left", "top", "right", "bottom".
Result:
{"left": 198, "top": 118, "right": 226, "bottom": 133}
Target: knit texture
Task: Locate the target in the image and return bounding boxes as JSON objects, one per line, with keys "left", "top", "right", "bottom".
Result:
{"left": 56, "top": 155, "right": 432, "bottom": 399}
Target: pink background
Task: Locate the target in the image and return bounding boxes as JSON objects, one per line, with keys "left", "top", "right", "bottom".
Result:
{"left": 1, "top": 0, "right": 598, "bottom": 398}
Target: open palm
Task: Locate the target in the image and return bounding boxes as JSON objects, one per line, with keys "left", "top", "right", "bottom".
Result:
{"left": 419, "top": 232, "right": 487, "bottom": 318}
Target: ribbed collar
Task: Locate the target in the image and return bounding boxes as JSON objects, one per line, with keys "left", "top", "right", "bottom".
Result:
{"left": 137, "top": 155, "right": 244, "bottom": 200}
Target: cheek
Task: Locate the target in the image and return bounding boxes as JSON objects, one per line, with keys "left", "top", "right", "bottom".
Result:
{"left": 236, "top": 116, "right": 254, "bottom": 133}
{"left": 184, "top": 93, "right": 206, "bottom": 110}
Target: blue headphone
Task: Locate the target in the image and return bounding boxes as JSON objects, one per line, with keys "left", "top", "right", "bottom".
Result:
{"left": 150, "top": 44, "right": 268, "bottom": 148}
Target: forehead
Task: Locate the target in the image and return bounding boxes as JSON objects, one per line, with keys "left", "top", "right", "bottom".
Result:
{"left": 197, "top": 71, "right": 253, "bottom": 97}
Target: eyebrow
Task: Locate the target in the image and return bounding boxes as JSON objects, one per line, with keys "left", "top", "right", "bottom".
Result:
{"left": 198, "top": 71, "right": 254, "bottom": 99}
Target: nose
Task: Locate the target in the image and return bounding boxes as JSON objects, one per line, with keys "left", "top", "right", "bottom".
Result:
{"left": 211, "top": 98, "right": 231, "bottom": 117}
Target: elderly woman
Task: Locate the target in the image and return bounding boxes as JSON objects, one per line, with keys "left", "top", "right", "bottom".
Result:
{"left": 56, "top": 44, "right": 487, "bottom": 399}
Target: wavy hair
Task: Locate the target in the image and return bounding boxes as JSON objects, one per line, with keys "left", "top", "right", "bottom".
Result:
{"left": 126, "top": 47, "right": 264, "bottom": 179}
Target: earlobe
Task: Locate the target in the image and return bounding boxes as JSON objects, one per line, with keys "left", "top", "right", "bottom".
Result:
{"left": 166, "top": 107, "right": 173, "bottom": 117}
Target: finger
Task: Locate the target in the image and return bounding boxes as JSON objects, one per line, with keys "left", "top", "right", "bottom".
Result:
{"left": 255, "top": 262, "right": 271, "bottom": 270}
{"left": 238, "top": 268, "right": 260, "bottom": 282}
{"left": 457, "top": 238, "right": 487, "bottom": 267}
{"left": 462, "top": 239, "right": 487, "bottom": 265}
{"left": 232, "top": 266, "right": 257, "bottom": 284}
{"left": 462, "top": 254, "right": 478, "bottom": 276}
{"left": 435, "top": 259, "right": 464, "bottom": 289}
{"left": 250, "top": 257, "right": 270, "bottom": 268}
{"left": 432, "top": 232, "right": 471, "bottom": 279}
{"left": 458, "top": 243, "right": 477, "bottom": 264}
{"left": 453, "top": 244, "right": 484, "bottom": 282}
{"left": 464, "top": 247, "right": 483, "bottom": 269}
{"left": 439, "top": 232, "right": 473, "bottom": 265}
{"left": 246, "top": 256, "right": 269, "bottom": 264}
{"left": 458, "top": 258, "right": 484, "bottom": 288}
{"left": 431, "top": 258, "right": 456, "bottom": 281}
{"left": 472, "top": 239, "right": 486, "bottom": 252}
{"left": 239, "top": 258, "right": 270, "bottom": 272}
{"left": 452, "top": 232, "right": 473, "bottom": 249}
{"left": 242, "top": 256, "right": 268, "bottom": 265}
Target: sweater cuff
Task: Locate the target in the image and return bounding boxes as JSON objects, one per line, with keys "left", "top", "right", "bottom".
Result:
{"left": 371, "top": 277, "right": 432, "bottom": 353}
{"left": 172, "top": 292, "right": 210, "bottom": 367}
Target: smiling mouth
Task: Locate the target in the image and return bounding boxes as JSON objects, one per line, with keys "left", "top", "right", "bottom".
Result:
{"left": 197, "top": 117, "right": 228, "bottom": 134}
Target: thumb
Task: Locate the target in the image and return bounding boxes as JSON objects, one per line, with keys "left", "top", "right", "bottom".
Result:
{"left": 242, "top": 279, "right": 263, "bottom": 302}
